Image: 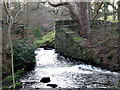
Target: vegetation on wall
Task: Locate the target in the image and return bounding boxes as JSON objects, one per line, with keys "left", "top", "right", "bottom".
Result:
{"left": 35, "top": 30, "right": 55, "bottom": 48}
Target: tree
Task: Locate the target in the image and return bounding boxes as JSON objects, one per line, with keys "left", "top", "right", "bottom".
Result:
{"left": 48, "top": 2, "right": 89, "bottom": 38}
{"left": 48, "top": 2, "right": 103, "bottom": 39}
{"left": 91, "top": 2, "right": 103, "bottom": 21}
{"left": 3, "top": 2, "right": 26, "bottom": 88}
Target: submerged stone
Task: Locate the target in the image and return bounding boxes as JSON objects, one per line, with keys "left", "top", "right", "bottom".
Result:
{"left": 47, "top": 84, "right": 58, "bottom": 88}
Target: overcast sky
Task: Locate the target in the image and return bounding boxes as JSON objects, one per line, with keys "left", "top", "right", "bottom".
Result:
{"left": 2, "top": 0, "right": 119, "bottom": 2}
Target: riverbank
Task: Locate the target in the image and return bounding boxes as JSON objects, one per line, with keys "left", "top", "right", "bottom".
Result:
{"left": 2, "top": 37, "right": 37, "bottom": 89}
{"left": 55, "top": 20, "right": 119, "bottom": 72}
{"left": 2, "top": 70, "right": 26, "bottom": 88}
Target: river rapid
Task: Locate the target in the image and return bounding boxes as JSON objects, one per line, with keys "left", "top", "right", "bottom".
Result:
{"left": 20, "top": 48, "right": 119, "bottom": 88}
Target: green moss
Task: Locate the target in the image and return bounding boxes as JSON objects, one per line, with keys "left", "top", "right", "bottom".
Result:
{"left": 36, "top": 30, "right": 55, "bottom": 47}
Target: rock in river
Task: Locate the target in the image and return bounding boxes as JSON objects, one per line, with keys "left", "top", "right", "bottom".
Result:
{"left": 47, "top": 84, "right": 58, "bottom": 88}
{"left": 40, "top": 77, "right": 51, "bottom": 83}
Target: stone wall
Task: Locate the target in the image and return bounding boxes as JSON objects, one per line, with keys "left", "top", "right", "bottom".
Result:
{"left": 55, "top": 20, "right": 101, "bottom": 65}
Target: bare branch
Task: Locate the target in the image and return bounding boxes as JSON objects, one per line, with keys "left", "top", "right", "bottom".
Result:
{"left": 3, "top": 2, "right": 13, "bottom": 20}
{"left": 14, "top": 2, "right": 27, "bottom": 20}
{"left": 4, "top": 2, "right": 27, "bottom": 23}
{"left": 91, "top": 2, "right": 104, "bottom": 21}
{"left": 48, "top": 2, "right": 68, "bottom": 7}
{"left": 59, "top": 8, "right": 69, "bottom": 17}
{"left": 48, "top": 2, "right": 79, "bottom": 23}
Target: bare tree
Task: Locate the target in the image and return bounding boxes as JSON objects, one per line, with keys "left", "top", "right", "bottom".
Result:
{"left": 48, "top": 2, "right": 90, "bottom": 38}
{"left": 48, "top": 1, "right": 105, "bottom": 38}
{"left": 3, "top": 2, "right": 26, "bottom": 88}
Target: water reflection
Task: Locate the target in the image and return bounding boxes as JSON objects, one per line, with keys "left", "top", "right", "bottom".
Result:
{"left": 20, "top": 48, "right": 119, "bottom": 88}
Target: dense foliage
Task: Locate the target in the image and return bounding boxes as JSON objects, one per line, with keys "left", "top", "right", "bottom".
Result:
{"left": 13, "top": 38, "right": 36, "bottom": 71}
{"left": 2, "top": 70, "right": 25, "bottom": 88}
{"left": 34, "top": 27, "right": 42, "bottom": 39}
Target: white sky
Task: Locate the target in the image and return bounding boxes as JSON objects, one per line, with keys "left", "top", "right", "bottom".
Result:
{"left": 1, "top": 0, "right": 119, "bottom": 2}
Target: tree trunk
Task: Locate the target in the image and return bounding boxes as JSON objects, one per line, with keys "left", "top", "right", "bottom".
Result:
{"left": 3, "top": 2, "right": 27, "bottom": 88}
{"left": 77, "top": 2, "right": 90, "bottom": 38}
{"left": 8, "top": 19, "right": 16, "bottom": 88}
{"left": 3, "top": 2, "right": 16, "bottom": 88}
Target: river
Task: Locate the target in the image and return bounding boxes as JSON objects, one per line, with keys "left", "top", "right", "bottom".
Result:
{"left": 20, "top": 48, "right": 119, "bottom": 88}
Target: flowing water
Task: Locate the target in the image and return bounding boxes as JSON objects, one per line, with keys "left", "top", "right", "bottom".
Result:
{"left": 20, "top": 48, "right": 119, "bottom": 88}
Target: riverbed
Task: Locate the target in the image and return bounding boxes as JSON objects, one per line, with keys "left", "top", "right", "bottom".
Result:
{"left": 20, "top": 48, "right": 119, "bottom": 88}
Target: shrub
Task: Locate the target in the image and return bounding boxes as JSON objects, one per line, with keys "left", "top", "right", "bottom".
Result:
{"left": 2, "top": 70, "right": 25, "bottom": 88}
{"left": 15, "top": 82, "right": 22, "bottom": 88}
{"left": 13, "top": 38, "right": 36, "bottom": 71}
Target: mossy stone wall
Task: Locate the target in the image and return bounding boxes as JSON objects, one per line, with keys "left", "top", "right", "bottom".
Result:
{"left": 55, "top": 20, "right": 101, "bottom": 65}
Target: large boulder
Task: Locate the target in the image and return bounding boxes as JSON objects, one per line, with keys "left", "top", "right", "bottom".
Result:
{"left": 40, "top": 77, "right": 51, "bottom": 83}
